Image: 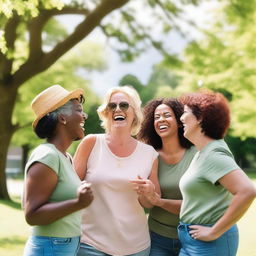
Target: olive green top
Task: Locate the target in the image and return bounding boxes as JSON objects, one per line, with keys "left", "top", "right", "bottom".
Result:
{"left": 148, "top": 147, "right": 197, "bottom": 238}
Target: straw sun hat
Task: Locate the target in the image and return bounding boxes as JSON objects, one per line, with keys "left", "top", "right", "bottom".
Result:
{"left": 31, "top": 84, "right": 84, "bottom": 128}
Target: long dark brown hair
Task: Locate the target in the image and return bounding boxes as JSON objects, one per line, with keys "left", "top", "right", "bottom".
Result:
{"left": 138, "top": 98, "right": 193, "bottom": 150}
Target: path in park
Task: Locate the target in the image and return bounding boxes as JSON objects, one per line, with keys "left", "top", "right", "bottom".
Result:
{"left": 7, "top": 178, "right": 24, "bottom": 197}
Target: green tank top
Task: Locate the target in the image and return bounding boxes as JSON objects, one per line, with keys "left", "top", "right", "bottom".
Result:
{"left": 148, "top": 147, "right": 197, "bottom": 238}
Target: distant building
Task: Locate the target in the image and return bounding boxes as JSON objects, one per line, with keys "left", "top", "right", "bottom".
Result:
{"left": 6, "top": 146, "right": 22, "bottom": 176}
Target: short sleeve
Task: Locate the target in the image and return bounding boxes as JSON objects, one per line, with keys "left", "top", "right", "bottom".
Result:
{"left": 25, "top": 145, "right": 60, "bottom": 175}
{"left": 202, "top": 149, "right": 241, "bottom": 184}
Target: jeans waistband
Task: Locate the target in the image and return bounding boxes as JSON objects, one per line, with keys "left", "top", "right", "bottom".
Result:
{"left": 178, "top": 222, "right": 191, "bottom": 231}
{"left": 178, "top": 222, "right": 214, "bottom": 231}
{"left": 32, "top": 235, "right": 80, "bottom": 240}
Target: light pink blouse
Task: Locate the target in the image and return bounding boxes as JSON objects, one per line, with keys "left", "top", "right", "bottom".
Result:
{"left": 80, "top": 134, "right": 158, "bottom": 255}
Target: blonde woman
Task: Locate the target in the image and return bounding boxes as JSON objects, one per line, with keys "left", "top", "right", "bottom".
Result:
{"left": 74, "top": 86, "right": 159, "bottom": 256}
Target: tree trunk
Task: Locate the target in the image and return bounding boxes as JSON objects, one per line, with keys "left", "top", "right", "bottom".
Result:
{"left": 0, "top": 0, "right": 131, "bottom": 200}
{"left": 0, "top": 84, "right": 18, "bottom": 200}
{"left": 22, "top": 144, "right": 30, "bottom": 172}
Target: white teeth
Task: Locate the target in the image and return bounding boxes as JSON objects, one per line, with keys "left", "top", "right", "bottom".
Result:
{"left": 80, "top": 123, "right": 85, "bottom": 130}
{"left": 114, "top": 115, "right": 125, "bottom": 121}
{"left": 159, "top": 125, "right": 168, "bottom": 130}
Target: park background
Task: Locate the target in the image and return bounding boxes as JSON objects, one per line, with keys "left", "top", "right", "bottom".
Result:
{"left": 0, "top": 0, "right": 256, "bottom": 254}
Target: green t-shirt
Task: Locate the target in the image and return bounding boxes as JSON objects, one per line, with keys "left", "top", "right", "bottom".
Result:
{"left": 148, "top": 147, "right": 197, "bottom": 238}
{"left": 24, "top": 143, "right": 82, "bottom": 237}
{"left": 179, "top": 139, "right": 241, "bottom": 224}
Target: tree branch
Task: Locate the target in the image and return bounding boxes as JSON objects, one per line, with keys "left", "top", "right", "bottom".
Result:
{"left": 27, "top": 6, "right": 91, "bottom": 66}
{"left": 13, "top": 0, "right": 130, "bottom": 86}
{"left": 28, "top": 14, "right": 49, "bottom": 60}
{"left": 43, "top": 6, "right": 90, "bottom": 16}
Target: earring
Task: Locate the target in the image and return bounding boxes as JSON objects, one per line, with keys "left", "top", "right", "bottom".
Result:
{"left": 63, "top": 120, "right": 66, "bottom": 125}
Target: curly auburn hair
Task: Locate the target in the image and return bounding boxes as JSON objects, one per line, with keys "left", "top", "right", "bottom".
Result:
{"left": 180, "top": 90, "right": 230, "bottom": 139}
{"left": 137, "top": 98, "right": 193, "bottom": 150}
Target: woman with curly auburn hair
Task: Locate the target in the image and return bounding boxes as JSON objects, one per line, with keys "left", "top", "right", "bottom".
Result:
{"left": 178, "top": 90, "right": 256, "bottom": 256}
{"left": 132, "top": 98, "right": 197, "bottom": 256}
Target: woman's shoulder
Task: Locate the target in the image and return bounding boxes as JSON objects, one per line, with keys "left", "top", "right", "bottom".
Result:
{"left": 206, "top": 140, "right": 233, "bottom": 158}
{"left": 187, "top": 146, "right": 198, "bottom": 156}
{"left": 76, "top": 133, "right": 104, "bottom": 152}
{"left": 80, "top": 133, "right": 103, "bottom": 144}
{"left": 137, "top": 140, "right": 157, "bottom": 153}
{"left": 180, "top": 146, "right": 198, "bottom": 165}
{"left": 26, "top": 143, "right": 60, "bottom": 173}
{"left": 31, "top": 143, "right": 58, "bottom": 158}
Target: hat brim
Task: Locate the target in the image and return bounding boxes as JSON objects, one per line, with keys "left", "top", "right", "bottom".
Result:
{"left": 32, "top": 88, "right": 84, "bottom": 128}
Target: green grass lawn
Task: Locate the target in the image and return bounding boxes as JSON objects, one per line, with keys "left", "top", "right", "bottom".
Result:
{"left": 0, "top": 197, "right": 29, "bottom": 256}
{"left": 1, "top": 174, "right": 256, "bottom": 255}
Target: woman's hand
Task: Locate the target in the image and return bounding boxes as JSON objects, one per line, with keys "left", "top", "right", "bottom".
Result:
{"left": 147, "top": 191, "right": 162, "bottom": 206}
{"left": 77, "top": 181, "right": 93, "bottom": 208}
{"left": 129, "top": 175, "right": 155, "bottom": 197}
{"left": 189, "top": 225, "right": 220, "bottom": 241}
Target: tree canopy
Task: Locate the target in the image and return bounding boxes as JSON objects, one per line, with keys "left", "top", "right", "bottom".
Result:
{"left": 1, "top": 0, "right": 219, "bottom": 200}
{"left": 162, "top": 0, "right": 256, "bottom": 138}
{"left": 12, "top": 41, "right": 106, "bottom": 155}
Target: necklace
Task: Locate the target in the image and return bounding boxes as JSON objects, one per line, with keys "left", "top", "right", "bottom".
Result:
{"left": 116, "top": 158, "right": 123, "bottom": 168}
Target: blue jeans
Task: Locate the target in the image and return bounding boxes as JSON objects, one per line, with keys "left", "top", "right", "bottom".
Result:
{"left": 178, "top": 223, "right": 239, "bottom": 256}
{"left": 149, "top": 231, "right": 181, "bottom": 256}
{"left": 23, "top": 235, "right": 80, "bottom": 256}
{"left": 77, "top": 242, "right": 150, "bottom": 256}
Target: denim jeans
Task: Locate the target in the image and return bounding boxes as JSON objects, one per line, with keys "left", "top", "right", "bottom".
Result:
{"left": 177, "top": 223, "right": 239, "bottom": 256}
{"left": 77, "top": 242, "right": 150, "bottom": 256}
{"left": 23, "top": 235, "right": 80, "bottom": 256}
{"left": 149, "top": 231, "right": 181, "bottom": 256}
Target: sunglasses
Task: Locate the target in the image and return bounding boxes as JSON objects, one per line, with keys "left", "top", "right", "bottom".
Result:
{"left": 107, "top": 101, "right": 130, "bottom": 111}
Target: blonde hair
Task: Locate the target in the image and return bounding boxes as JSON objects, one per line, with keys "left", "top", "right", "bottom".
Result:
{"left": 97, "top": 86, "right": 143, "bottom": 136}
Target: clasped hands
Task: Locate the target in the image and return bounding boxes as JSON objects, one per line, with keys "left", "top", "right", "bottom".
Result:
{"left": 129, "top": 175, "right": 161, "bottom": 206}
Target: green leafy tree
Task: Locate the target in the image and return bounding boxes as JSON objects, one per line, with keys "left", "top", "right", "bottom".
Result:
{"left": 143, "top": 63, "right": 181, "bottom": 101}
{"left": 119, "top": 74, "right": 144, "bottom": 95}
{"left": 0, "top": 0, "right": 222, "bottom": 200}
{"left": 155, "top": 0, "right": 256, "bottom": 168}
{"left": 225, "top": 136, "right": 256, "bottom": 170}
{"left": 119, "top": 63, "right": 181, "bottom": 105}
{"left": 11, "top": 41, "right": 106, "bottom": 170}
{"left": 172, "top": 1, "right": 256, "bottom": 139}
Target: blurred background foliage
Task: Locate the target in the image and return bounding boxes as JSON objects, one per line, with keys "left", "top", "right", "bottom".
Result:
{"left": 1, "top": 0, "right": 255, "bottom": 196}
{"left": 8, "top": 0, "right": 256, "bottom": 171}
{"left": 117, "top": 0, "right": 256, "bottom": 170}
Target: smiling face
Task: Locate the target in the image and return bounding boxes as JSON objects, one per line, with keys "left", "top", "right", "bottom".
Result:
{"left": 65, "top": 99, "right": 87, "bottom": 141}
{"left": 107, "top": 92, "right": 135, "bottom": 131}
{"left": 180, "top": 105, "right": 200, "bottom": 140}
{"left": 154, "top": 104, "right": 179, "bottom": 139}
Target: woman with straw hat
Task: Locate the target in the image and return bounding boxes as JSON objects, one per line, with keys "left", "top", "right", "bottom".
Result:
{"left": 23, "top": 85, "right": 93, "bottom": 256}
